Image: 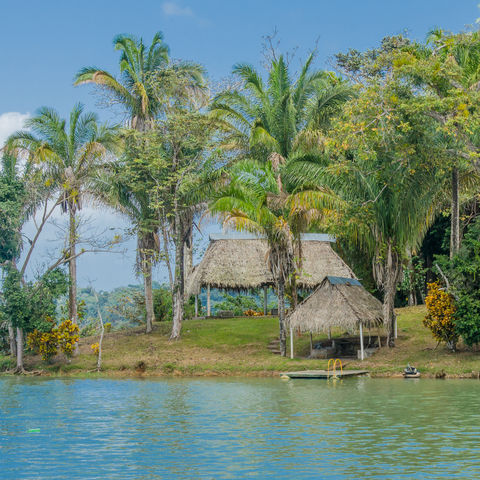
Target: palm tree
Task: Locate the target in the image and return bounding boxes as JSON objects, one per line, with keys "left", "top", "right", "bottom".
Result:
{"left": 75, "top": 32, "right": 205, "bottom": 330}
{"left": 95, "top": 164, "right": 159, "bottom": 334}
{"left": 210, "top": 160, "right": 293, "bottom": 355}
{"left": 209, "top": 159, "right": 335, "bottom": 355}
{"left": 7, "top": 104, "right": 118, "bottom": 325}
{"left": 210, "top": 53, "right": 353, "bottom": 321}
{"left": 210, "top": 53, "right": 353, "bottom": 163}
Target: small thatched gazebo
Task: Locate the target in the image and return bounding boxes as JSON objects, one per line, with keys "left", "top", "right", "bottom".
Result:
{"left": 287, "top": 276, "right": 384, "bottom": 360}
{"left": 187, "top": 233, "right": 356, "bottom": 316}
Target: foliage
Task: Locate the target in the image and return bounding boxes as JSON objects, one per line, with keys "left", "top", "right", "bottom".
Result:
{"left": 423, "top": 282, "right": 458, "bottom": 350}
{"left": 243, "top": 309, "right": 263, "bottom": 317}
{"left": 56, "top": 319, "right": 80, "bottom": 357}
{"left": 398, "top": 256, "right": 428, "bottom": 305}
{"left": 214, "top": 293, "right": 260, "bottom": 316}
{"left": 286, "top": 35, "right": 449, "bottom": 344}
{"left": 27, "top": 328, "right": 58, "bottom": 361}
{"left": 75, "top": 31, "right": 204, "bottom": 130}
{"left": 1, "top": 265, "right": 68, "bottom": 332}
{"left": 91, "top": 343, "right": 100, "bottom": 356}
{"left": 436, "top": 218, "right": 480, "bottom": 346}
{"left": 27, "top": 319, "right": 79, "bottom": 361}
{"left": 153, "top": 287, "right": 172, "bottom": 321}
{"left": 0, "top": 155, "right": 25, "bottom": 263}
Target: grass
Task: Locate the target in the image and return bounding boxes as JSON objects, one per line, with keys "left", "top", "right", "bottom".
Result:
{"left": 3, "top": 305, "right": 480, "bottom": 378}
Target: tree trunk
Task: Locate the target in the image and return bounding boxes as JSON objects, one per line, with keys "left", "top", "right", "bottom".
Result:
{"left": 68, "top": 210, "right": 78, "bottom": 324}
{"left": 383, "top": 242, "right": 399, "bottom": 347}
{"left": 16, "top": 327, "right": 24, "bottom": 372}
{"left": 8, "top": 324, "right": 16, "bottom": 357}
{"left": 278, "top": 278, "right": 287, "bottom": 357}
{"left": 143, "top": 259, "right": 154, "bottom": 334}
{"left": 183, "top": 211, "right": 194, "bottom": 302}
{"left": 161, "top": 220, "right": 174, "bottom": 292}
{"left": 170, "top": 213, "right": 185, "bottom": 340}
{"left": 450, "top": 166, "right": 460, "bottom": 259}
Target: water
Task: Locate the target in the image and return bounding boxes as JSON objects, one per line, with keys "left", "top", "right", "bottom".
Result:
{"left": 1, "top": 377, "right": 479, "bottom": 479}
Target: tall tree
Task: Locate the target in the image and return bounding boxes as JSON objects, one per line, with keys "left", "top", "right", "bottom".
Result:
{"left": 75, "top": 32, "right": 204, "bottom": 330}
{"left": 289, "top": 41, "right": 447, "bottom": 345}
{"left": 8, "top": 105, "right": 118, "bottom": 325}
{"left": 209, "top": 52, "right": 353, "bottom": 339}
{"left": 392, "top": 29, "right": 480, "bottom": 257}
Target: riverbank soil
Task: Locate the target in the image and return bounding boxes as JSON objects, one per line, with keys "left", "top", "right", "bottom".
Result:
{"left": 2, "top": 305, "right": 480, "bottom": 377}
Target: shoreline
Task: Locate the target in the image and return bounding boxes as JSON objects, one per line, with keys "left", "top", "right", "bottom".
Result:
{"left": 3, "top": 305, "right": 480, "bottom": 380}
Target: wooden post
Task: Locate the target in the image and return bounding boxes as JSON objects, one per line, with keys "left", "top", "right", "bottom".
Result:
{"left": 194, "top": 294, "right": 198, "bottom": 317}
{"left": 207, "top": 285, "right": 211, "bottom": 317}
{"left": 359, "top": 322, "right": 364, "bottom": 361}
{"left": 290, "top": 326, "right": 294, "bottom": 359}
{"left": 309, "top": 332, "right": 313, "bottom": 355}
{"left": 263, "top": 286, "right": 268, "bottom": 315}
{"left": 394, "top": 315, "right": 398, "bottom": 339}
{"left": 328, "top": 327, "right": 331, "bottom": 340}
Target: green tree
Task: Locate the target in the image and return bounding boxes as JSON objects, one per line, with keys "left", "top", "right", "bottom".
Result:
{"left": 75, "top": 32, "right": 205, "bottom": 330}
{"left": 8, "top": 105, "right": 118, "bottom": 325}
{"left": 393, "top": 29, "right": 480, "bottom": 257}
{"left": 288, "top": 39, "right": 447, "bottom": 345}
{"left": 209, "top": 53, "right": 352, "bottom": 353}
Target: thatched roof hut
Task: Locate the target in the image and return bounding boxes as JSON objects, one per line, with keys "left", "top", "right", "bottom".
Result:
{"left": 287, "top": 276, "right": 383, "bottom": 360}
{"left": 187, "top": 233, "right": 355, "bottom": 295}
{"left": 288, "top": 276, "right": 383, "bottom": 334}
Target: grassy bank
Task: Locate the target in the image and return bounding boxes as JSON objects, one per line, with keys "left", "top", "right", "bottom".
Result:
{"left": 2, "top": 305, "right": 480, "bottom": 378}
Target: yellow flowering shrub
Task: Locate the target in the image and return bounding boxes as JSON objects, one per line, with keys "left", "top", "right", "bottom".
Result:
{"left": 56, "top": 319, "right": 79, "bottom": 357}
{"left": 91, "top": 343, "right": 100, "bottom": 356}
{"left": 27, "top": 319, "right": 80, "bottom": 361}
{"left": 424, "top": 281, "right": 458, "bottom": 350}
{"left": 27, "top": 330, "right": 58, "bottom": 361}
{"left": 244, "top": 309, "right": 263, "bottom": 316}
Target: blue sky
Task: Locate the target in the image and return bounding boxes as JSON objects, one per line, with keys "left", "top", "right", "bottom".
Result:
{"left": 1, "top": 0, "right": 479, "bottom": 289}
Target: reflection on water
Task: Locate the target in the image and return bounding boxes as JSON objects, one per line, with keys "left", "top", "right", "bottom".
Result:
{"left": 1, "top": 377, "right": 480, "bottom": 479}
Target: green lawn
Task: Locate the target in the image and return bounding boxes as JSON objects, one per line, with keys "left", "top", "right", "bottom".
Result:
{"left": 2, "top": 305, "right": 480, "bottom": 377}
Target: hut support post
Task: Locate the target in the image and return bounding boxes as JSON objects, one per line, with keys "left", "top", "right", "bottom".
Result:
{"left": 207, "top": 285, "right": 211, "bottom": 317}
{"left": 309, "top": 332, "right": 313, "bottom": 355}
{"left": 290, "top": 327, "right": 294, "bottom": 359}
{"left": 194, "top": 295, "right": 198, "bottom": 317}
{"left": 263, "top": 286, "right": 268, "bottom": 315}
{"left": 328, "top": 328, "right": 331, "bottom": 340}
{"left": 359, "top": 322, "right": 364, "bottom": 361}
{"left": 394, "top": 315, "right": 398, "bottom": 339}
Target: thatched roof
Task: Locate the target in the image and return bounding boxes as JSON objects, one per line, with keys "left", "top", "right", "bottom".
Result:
{"left": 296, "top": 241, "right": 355, "bottom": 289}
{"left": 287, "top": 276, "right": 383, "bottom": 334}
{"left": 187, "top": 237, "right": 272, "bottom": 294}
{"left": 187, "top": 233, "right": 356, "bottom": 295}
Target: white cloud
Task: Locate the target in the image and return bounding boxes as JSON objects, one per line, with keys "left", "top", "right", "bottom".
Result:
{"left": 0, "top": 112, "right": 30, "bottom": 148}
{"left": 162, "top": 2, "right": 193, "bottom": 17}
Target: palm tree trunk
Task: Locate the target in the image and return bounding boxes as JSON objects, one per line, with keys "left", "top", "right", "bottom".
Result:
{"left": 171, "top": 213, "right": 185, "bottom": 340}
{"left": 278, "top": 278, "right": 287, "bottom": 356}
{"left": 183, "top": 212, "right": 194, "bottom": 301}
{"left": 143, "top": 259, "right": 154, "bottom": 334}
{"left": 68, "top": 210, "right": 78, "bottom": 324}
{"left": 450, "top": 166, "right": 460, "bottom": 259}
{"left": 383, "top": 242, "right": 399, "bottom": 347}
{"left": 16, "top": 327, "right": 24, "bottom": 372}
{"left": 8, "top": 324, "right": 16, "bottom": 357}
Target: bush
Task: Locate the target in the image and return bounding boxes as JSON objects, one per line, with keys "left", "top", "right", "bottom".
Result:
{"left": 423, "top": 281, "right": 458, "bottom": 351}
{"left": 454, "top": 296, "right": 480, "bottom": 347}
{"left": 27, "top": 319, "right": 80, "bottom": 361}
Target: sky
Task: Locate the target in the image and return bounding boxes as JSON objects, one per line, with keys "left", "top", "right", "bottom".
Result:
{"left": 1, "top": 0, "right": 479, "bottom": 290}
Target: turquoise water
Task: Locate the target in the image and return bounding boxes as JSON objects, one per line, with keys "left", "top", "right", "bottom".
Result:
{"left": 1, "top": 377, "right": 480, "bottom": 479}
